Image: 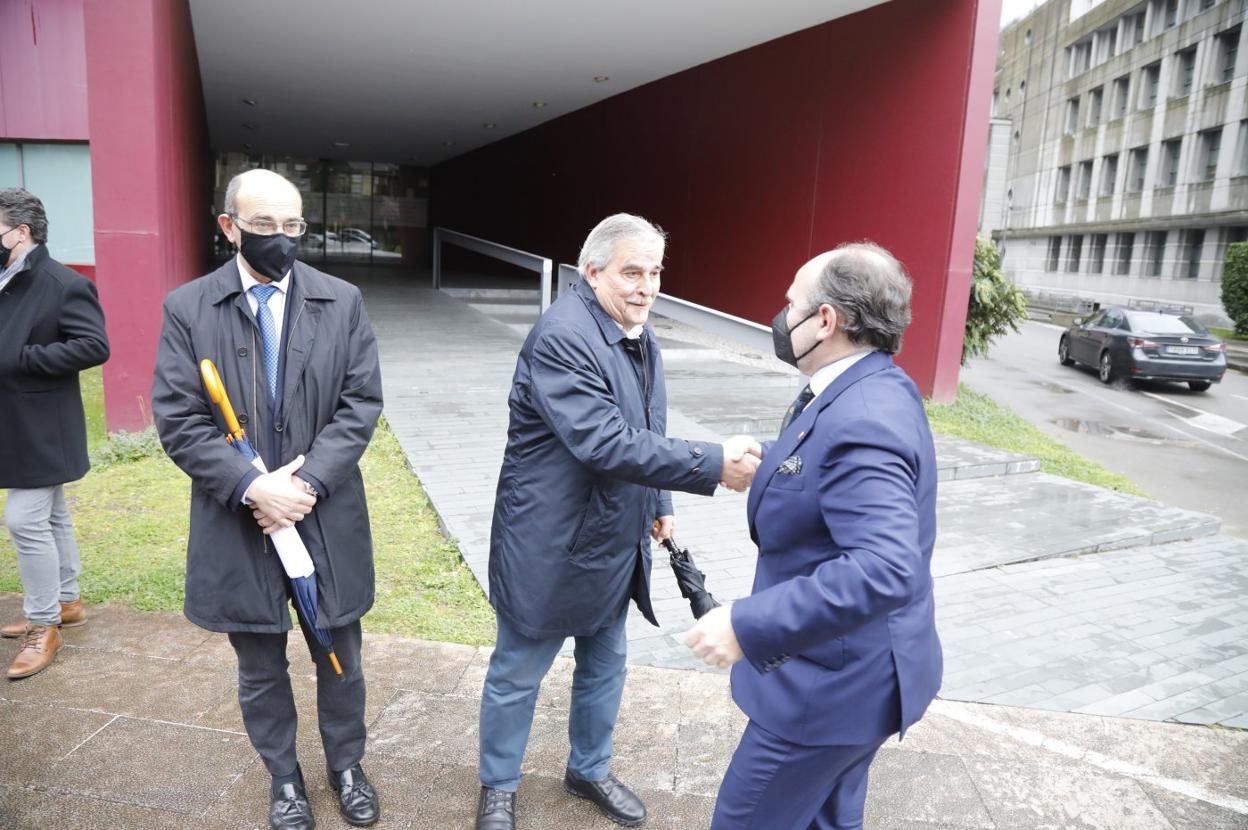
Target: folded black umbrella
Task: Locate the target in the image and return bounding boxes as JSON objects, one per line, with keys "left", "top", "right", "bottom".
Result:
{"left": 661, "top": 537, "right": 722, "bottom": 619}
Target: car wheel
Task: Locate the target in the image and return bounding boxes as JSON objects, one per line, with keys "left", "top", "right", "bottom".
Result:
{"left": 1059, "top": 337, "right": 1075, "bottom": 366}
{"left": 1188, "top": 381, "right": 1212, "bottom": 392}
{"left": 1098, "top": 351, "right": 1116, "bottom": 384}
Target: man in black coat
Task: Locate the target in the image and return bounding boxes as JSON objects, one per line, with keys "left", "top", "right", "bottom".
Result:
{"left": 0, "top": 188, "right": 109, "bottom": 680}
{"left": 152, "top": 169, "right": 383, "bottom": 830}
{"left": 474, "top": 214, "right": 762, "bottom": 830}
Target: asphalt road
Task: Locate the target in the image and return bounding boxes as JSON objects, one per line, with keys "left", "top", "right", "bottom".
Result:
{"left": 959, "top": 320, "right": 1248, "bottom": 538}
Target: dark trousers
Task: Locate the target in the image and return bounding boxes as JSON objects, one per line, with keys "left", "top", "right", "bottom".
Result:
{"left": 228, "top": 615, "right": 366, "bottom": 778}
{"left": 711, "top": 720, "right": 886, "bottom": 830}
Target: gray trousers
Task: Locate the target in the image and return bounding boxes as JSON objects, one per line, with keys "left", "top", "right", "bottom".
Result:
{"left": 228, "top": 614, "right": 367, "bottom": 778}
{"left": 3, "top": 485, "right": 82, "bottom": 626}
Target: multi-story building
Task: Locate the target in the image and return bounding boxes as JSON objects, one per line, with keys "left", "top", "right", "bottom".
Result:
{"left": 984, "top": 0, "right": 1247, "bottom": 323}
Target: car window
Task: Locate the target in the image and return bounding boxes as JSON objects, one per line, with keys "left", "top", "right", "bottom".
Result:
{"left": 1082, "top": 311, "right": 1105, "bottom": 328}
{"left": 1125, "top": 312, "right": 1209, "bottom": 335}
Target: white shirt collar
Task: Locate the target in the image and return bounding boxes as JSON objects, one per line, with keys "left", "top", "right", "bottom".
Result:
{"left": 237, "top": 253, "right": 290, "bottom": 295}
{"left": 614, "top": 320, "right": 644, "bottom": 340}
{"left": 808, "top": 350, "right": 874, "bottom": 399}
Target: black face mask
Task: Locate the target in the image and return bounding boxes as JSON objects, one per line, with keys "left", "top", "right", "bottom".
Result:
{"left": 0, "top": 227, "right": 17, "bottom": 269}
{"left": 771, "top": 306, "right": 820, "bottom": 368}
{"left": 237, "top": 227, "right": 299, "bottom": 282}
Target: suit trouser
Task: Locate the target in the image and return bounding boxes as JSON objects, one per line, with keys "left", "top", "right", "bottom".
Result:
{"left": 711, "top": 719, "right": 886, "bottom": 830}
{"left": 478, "top": 609, "right": 628, "bottom": 791}
{"left": 228, "top": 613, "right": 366, "bottom": 778}
{"left": 4, "top": 485, "right": 82, "bottom": 626}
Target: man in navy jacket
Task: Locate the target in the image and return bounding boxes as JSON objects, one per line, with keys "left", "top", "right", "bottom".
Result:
{"left": 475, "top": 214, "right": 761, "bottom": 830}
{"left": 685, "top": 243, "right": 942, "bottom": 830}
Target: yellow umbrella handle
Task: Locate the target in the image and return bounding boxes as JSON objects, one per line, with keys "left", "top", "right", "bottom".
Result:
{"left": 199, "top": 358, "right": 245, "bottom": 441}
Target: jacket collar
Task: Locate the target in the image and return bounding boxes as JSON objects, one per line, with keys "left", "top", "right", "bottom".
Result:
{"left": 746, "top": 350, "right": 896, "bottom": 538}
{"left": 208, "top": 258, "right": 335, "bottom": 306}
{"left": 572, "top": 278, "right": 653, "bottom": 346}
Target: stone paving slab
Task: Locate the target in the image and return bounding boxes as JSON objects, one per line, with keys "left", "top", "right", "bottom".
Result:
{"left": 1, "top": 599, "right": 1246, "bottom": 830}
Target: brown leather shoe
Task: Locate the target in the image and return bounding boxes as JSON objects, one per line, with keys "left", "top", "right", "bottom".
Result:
{"left": 1, "top": 599, "right": 87, "bottom": 638}
{"left": 7, "top": 624, "right": 62, "bottom": 679}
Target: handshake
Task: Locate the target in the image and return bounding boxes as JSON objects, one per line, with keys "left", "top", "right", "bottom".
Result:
{"left": 719, "top": 435, "right": 763, "bottom": 492}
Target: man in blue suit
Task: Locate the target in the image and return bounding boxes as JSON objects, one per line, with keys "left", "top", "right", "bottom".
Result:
{"left": 684, "top": 242, "right": 942, "bottom": 830}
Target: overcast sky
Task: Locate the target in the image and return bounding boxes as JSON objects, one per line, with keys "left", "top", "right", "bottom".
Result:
{"left": 1000, "top": 0, "right": 1045, "bottom": 27}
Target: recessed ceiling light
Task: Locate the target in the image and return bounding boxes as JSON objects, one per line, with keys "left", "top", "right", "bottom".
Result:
{"left": 241, "top": 97, "right": 257, "bottom": 106}
{"left": 593, "top": 75, "right": 610, "bottom": 83}
{"left": 443, "top": 140, "right": 456, "bottom": 147}
{"left": 332, "top": 141, "right": 350, "bottom": 148}
{"left": 241, "top": 123, "right": 257, "bottom": 130}
{"left": 532, "top": 101, "right": 547, "bottom": 108}
{"left": 483, "top": 122, "right": 497, "bottom": 129}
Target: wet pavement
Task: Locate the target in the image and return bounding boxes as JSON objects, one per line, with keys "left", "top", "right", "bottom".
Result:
{"left": 2, "top": 598, "right": 1246, "bottom": 830}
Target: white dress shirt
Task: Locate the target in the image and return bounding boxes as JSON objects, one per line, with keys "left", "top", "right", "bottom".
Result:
{"left": 238, "top": 253, "right": 289, "bottom": 335}
{"left": 803, "top": 350, "right": 875, "bottom": 411}
{"left": 0, "top": 244, "right": 36, "bottom": 292}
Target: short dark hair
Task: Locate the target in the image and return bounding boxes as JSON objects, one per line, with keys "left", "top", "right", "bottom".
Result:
{"left": 809, "top": 242, "right": 912, "bottom": 354}
{"left": 0, "top": 188, "right": 49, "bottom": 244}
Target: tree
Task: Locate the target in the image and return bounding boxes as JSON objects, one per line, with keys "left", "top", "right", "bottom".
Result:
{"left": 1222, "top": 242, "right": 1248, "bottom": 336}
{"left": 963, "top": 237, "right": 1028, "bottom": 365}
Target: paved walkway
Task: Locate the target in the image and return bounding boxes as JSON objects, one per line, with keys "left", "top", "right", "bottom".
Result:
{"left": 366, "top": 273, "right": 1248, "bottom": 728}
{"left": 2, "top": 599, "right": 1246, "bottom": 830}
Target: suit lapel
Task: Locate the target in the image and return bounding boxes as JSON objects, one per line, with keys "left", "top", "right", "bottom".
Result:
{"left": 279, "top": 265, "right": 323, "bottom": 422}
{"left": 746, "top": 352, "right": 895, "bottom": 541}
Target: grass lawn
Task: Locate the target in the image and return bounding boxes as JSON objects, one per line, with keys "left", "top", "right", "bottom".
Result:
{"left": 925, "top": 384, "right": 1147, "bottom": 497}
{"left": 1210, "top": 327, "right": 1247, "bottom": 343}
{"left": 0, "top": 418, "right": 496, "bottom": 645}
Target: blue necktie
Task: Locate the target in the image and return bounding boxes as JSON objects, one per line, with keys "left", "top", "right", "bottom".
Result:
{"left": 250, "top": 284, "right": 280, "bottom": 401}
{"left": 778, "top": 384, "right": 814, "bottom": 437}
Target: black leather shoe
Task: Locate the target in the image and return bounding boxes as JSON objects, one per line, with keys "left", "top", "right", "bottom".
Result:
{"left": 563, "top": 770, "right": 647, "bottom": 826}
{"left": 475, "top": 786, "right": 516, "bottom": 830}
{"left": 270, "top": 780, "right": 315, "bottom": 830}
{"left": 329, "top": 764, "right": 380, "bottom": 826}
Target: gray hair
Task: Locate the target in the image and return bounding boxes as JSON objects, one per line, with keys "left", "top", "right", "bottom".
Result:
{"left": 577, "top": 213, "right": 666, "bottom": 273}
{"left": 808, "top": 242, "right": 912, "bottom": 354}
{"left": 0, "top": 188, "right": 49, "bottom": 243}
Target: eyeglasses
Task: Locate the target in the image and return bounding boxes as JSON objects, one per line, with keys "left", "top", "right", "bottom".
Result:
{"left": 232, "top": 215, "right": 308, "bottom": 237}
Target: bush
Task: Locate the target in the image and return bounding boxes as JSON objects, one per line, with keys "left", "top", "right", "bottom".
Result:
{"left": 1222, "top": 241, "right": 1248, "bottom": 336}
{"left": 963, "top": 237, "right": 1029, "bottom": 365}
{"left": 89, "top": 427, "right": 167, "bottom": 470}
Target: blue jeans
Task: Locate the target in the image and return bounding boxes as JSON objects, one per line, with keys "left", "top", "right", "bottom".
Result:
{"left": 478, "top": 609, "right": 629, "bottom": 792}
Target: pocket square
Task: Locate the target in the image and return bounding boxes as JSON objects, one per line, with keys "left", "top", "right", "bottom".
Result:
{"left": 776, "top": 455, "right": 803, "bottom": 476}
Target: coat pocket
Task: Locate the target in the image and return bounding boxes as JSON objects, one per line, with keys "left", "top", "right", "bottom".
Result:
{"left": 567, "top": 487, "right": 596, "bottom": 558}
{"left": 802, "top": 637, "right": 846, "bottom": 671}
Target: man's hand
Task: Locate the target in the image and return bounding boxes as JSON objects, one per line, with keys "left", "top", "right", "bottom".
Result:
{"left": 652, "top": 515, "right": 676, "bottom": 542}
{"left": 245, "top": 455, "right": 317, "bottom": 534}
{"left": 720, "top": 435, "right": 762, "bottom": 492}
{"left": 682, "top": 605, "right": 744, "bottom": 669}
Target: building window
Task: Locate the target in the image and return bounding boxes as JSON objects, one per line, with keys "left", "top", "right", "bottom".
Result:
{"left": 1065, "top": 96, "right": 1082, "bottom": 134}
{"left": 1144, "top": 231, "right": 1167, "bottom": 276}
{"left": 1160, "top": 138, "right": 1183, "bottom": 186}
{"left": 1115, "top": 233, "right": 1135, "bottom": 274}
{"left": 1181, "top": 229, "right": 1205, "bottom": 279}
{"left": 1123, "top": 10, "right": 1147, "bottom": 49}
{"left": 1198, "top": 0, "right": 1216, "bottom": 10}
{"left": 1101, "top": 154, "right": 1119, "bottom": 195}
{"left": 1067, "top": 235, "right": 1084, "bottom": 271}
{"left": 1196, "top": 127, "right": 1222, "bottom": 181}
{"left": 1089, "top": 234, "right": 1108, "bottom": 273}
{"left": 1128, "top": 146, "right": 1149, "bottom": 191}
{"left": 1056, "top": 165, "right": 1072, "bottom": 202}
{"left": 1111, "top": 74, "right": 1131, "bottom": 118}
{"left": 1236, "top": 121, "right": 1248, "bottom": 176}
{"left": 1087, "top": 86, "right": 1104, "bottom": 126}
{"left": 1068, "top": 38, "right": 1093, "bottom": 78}
{"left": 1174, "top": 47, "right": 1197, "bottom": 97}
{"left": 1098, "top": 25, "right": 1119, "bottom": 61}
{"left": 1157, "top": 0, "right": 1179, "bottom": 34}
{"left": 1047, "top": 236, "right": 1063, "bottom": 271}
{"left": 1215, "top": 26, "right": 1241, "bottom": 84}
{"left": 1077, "top": 160, "right": 1094, "bottom": 200}
{"left": 1139, "top": 62, "right": 1161, "bottom": 109}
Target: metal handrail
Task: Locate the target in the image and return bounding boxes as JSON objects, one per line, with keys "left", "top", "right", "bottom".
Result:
{"left": 432, "top": 228, "right": 553, "bottom": 312}
{"left": 557, "top": 264, "right": 772, "bottom": 353}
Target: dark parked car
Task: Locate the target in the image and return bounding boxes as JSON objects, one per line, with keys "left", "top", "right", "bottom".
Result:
{"left": 1058, "top": 306, "right": 1227, "bottom": 391}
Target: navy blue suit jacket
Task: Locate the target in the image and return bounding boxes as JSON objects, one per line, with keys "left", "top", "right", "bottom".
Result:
{"left": 730, "top": 351, "right": 942, "bottom": 746}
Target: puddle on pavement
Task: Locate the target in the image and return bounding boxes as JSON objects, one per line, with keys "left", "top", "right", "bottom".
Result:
{"left": 1052, "top": 418, "right": 1173, "bottom": 443}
